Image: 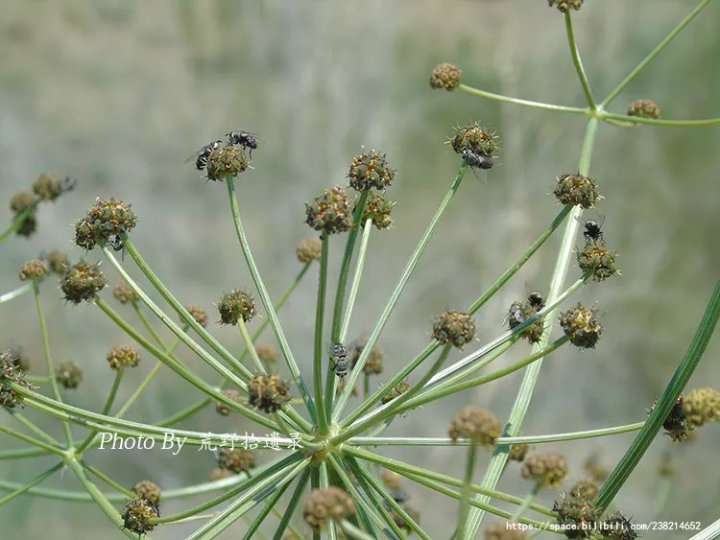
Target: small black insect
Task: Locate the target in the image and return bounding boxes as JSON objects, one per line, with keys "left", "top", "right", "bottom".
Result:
{"left": 507, "top": 301, "right": 526, "bottom": 329}
{"left": 527, "top": 292, "right": 545, "bottom": 311}
{"left": 461, "top": 148, "right": 493, "bottom": 170}
{"left": 583, "top": 220, "right": 604, "bottom": 242}
{"left": 331, "top": 342, "right": 349, "bottom": 378}
{"left": 187, "top": 139, "right": 223, "bottom": 171}
{"left": 226, "top": 131, "right": 259, "bottom": 154}
{"left": 60, "top": 177, "right": 78, "bottom": 194}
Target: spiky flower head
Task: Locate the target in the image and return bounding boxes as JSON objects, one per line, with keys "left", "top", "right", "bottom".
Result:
{"left": 19, "top": 259, "right": 48, "bottom": 282}
{"left": 548, "top": 0, "right": 583, "bottom": 13}
{"left": 122, "top": 497, "right": 157, "bottom": 535}
{"left": 599, "top": 512, "right": 637, "bottom": 540}
{"left": 218, "top": 289, "right": 256, "bottom": 325}
{"left": 75, "top": 198, "right": 137, "bottom": 250}
{"left": 248, "top": 373, "right": 291, "bottom": 413}
{"left": 296, "top": 237, "right": 323, "bottom": 263}
{"left": 360, "top": 191, "right": 395, "bottom": 230}
{"left": 508, "top": 299, "right": 545, "bottom": 344}
{"left": 682, "top": 387, "right": 720, "bottom": 430}
{"left": 433, "top": 310, "right": 475, "bottom": 348}
{"left": 218, "top": 448, "right": 255, "bottom": 474}
{"left": 577, "top": 241, "right": 619, "bottom": 282}
{"left": 113, "top": 281, "right": 140, "bottom": 305}
{"left": 484, "top": 523, "right": 528, "bottom": 540}
{"left": 56, "top": 361, "right": 83, "bottom": 389}
{"left": 448, "top": 406, "right": 501, "bottom": 447}
{"left": 303, "top": 487, "right": 356, "bottom": 531}
{"left": 554, "top": 174, "right": 600, "bottom": 209}
{"left": 559, "top": 304, "right": 603, "bottom": 349}
{"left": 553, "top": 492, "right": 599, "bottom": 539}
{"left": 381, "top": 381, "right": 411, "bottom": 404}
{"left": 349, "top": 339, "right": 384, "bottom": 375}
{"left": 46, "top": 251, "right": 70, "bottom": 275}
{"left": 509, "top": 444, "right": 530, "bottom": 462}
{"left": 186, "top": 305, "right": 209, "bottom": 328}
{"left": 206, "top": 144, "right": 249, "bottom": 181}
{"left": 627, "top": 99, "right": 660, "bottom": 119}
{"left": 655, "top": 396, "right": 691, "bottom": 441}
{"left": 107, "top": 346, "right": 140, "bottom": 370}
{"left": 132, "top": 480, "right": 161, "bottom": 507}
{"left": 430, "top": 63, "right": 463, "bottom": 91}
{"left": 0, "top": 351, "right": 33, "bottom": 409}
{"left": 32, "top": 174, "right": 67, "bottom": 202}
{"left": 305, "top": 186, "right": 353, "bottom": 235}
{"left": 215, "top": 388, "right": 241, "bottom": 416}
{"left": 61, "top": 261, "right": 107, "bottom": 304}
{"left": 348, "top": 149, "right": 395, "bottom": 192}
{"left": 522, "top": 452, "right": 568, "bottom": 487}
{"left": 4, "top": 349, "right": 30, "bottom": 372}
{"left": 256, "top": 344, "right": 280, "bottom": 365}
{"left": 450, "top": 122, "right": 499, "bottom": 158}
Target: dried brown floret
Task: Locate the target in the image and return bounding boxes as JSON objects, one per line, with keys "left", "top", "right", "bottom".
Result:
{"left": 206, "top": 144, "right": 249, "bottom": 181}
{"left": 522, "top": 453, "right": 568, "bottom": 487}
{"left": 107, "top": 346, "right": 140, "bottom": 370}
{"left": 559, "top": 304, "right": 603, "bottom": 349}
{"left": 256, "top": 344, "right": 280, "bottom": 365}
{"left": 0, "top": 351, "right": 33, "bottom": 409}
{"left": 303, "top": 487, "right": 356, "bottom": 531}
{"left": 360, "top": 191, "right": 395, "bottom": 230}
{"left": 599, "top": 512, "right": 637, "bottom": 540}
{"left": 627, "top": 99, "right": 660, "bottom": 120}
{"left": 433, "top": 310, "right": 475, "bottom": 348}
{"left": 248, "top": 374, "right": 291, "bottom": 413}
{"left": 19, "top": 259, "right": 48, "bottom": 282}
{"left": 56, "top": 361, "right": 83, "bottom": 389}
{"left": 548, "top": 0, "right": 583, "bottom": 13}
{"left": 349, "top": 339, "right": 384, "bottom": 375}
{"left": 218, "top": 289, "right": 256, "bottom": 325}
{"left": 508, "top": 299, "right": 545, "bottom": 344}
{"left": 553, "top": 492, "right": 599, "bottom": 538}
{"left": 450, "top": 122, "right": 499, "bottom": 158}
{"left": 186, "top": 305, "right": 209, "bottom": 328}
{"left": 75, "top": 198, "right": 137, "bottom": 250}
{"left": 296, "top": 237, "right": 322, "bottom": 263}
{"left": 122, "top": 497, "right": 157, "bottom": 535}
{"left": 554, "top": 174, "right": 600, "bottom": 209}
{"left": 305, "top": 186, "right": 353, "bottom": 235}
{"left": 448, "top": 406, "right": 501, "bottom": 447}
{"left": 430, "top": 63, "right": 463, "bottom": 91}
{"left": 113, "top": 281, "right": 140, "bottom": 305}
{"left": 381, "top": 381, "right": 411, "bottom": 404}
{"left": 215, "top": 388, "right": 242, "bottom": 416}
{"left": 218, "top": 448, "right": 255, "bottom": 474}
{"left": 577, "top": 241, "right": 619, "bottom": 282}
{"left": 32, "top": 174, "right": 64, "bottom": 201}
{"left": 348, "top": 149, "right": 395, "bottom": 192}
{"left": 682, "top": 387, "right": 720, "bottom": 429}
{"left": 508, "top": 444, "right": 530, "bottom": 462}
{"left": 46, "top": 251, "right": 70, "bottom": 275}
{"left": 61, "top": 261, "right": 107, "bottom": 304}
{"left": 569, "top": 479, "right": 599, "bottom": 501}
{"left": 132, "top": 480, "right": 161, "bottom": 507}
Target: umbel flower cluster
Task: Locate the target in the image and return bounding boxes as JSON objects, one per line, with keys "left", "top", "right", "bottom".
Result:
{"left": 1, "top": 3, "right": 720, "bottom": 539}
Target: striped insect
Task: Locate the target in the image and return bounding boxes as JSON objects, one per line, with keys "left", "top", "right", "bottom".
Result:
{"left": 330, "top": 342, "right": 349, "bottom": 378}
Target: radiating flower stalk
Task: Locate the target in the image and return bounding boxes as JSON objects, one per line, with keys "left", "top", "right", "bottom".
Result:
{"left": 1, "top": 3, "right": 720, "bottom": 539}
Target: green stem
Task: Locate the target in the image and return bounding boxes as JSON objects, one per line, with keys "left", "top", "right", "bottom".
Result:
{"left": 272, "top": 469, "right": 310, "bottom": 540}
{"left": 225, "top": 178, "right": 315, "bottom": 421}
{"left": 457, "top": 444, "right": 478, "bottom": 539}
{"left": 327, "top": 455, "right": 383, "bottom": 536}
{"left": 242, "top": 478, "right": 291, "bottom": 540}
{"left": 0, "top": 283, "right": 32, "bottom": 304}
{"left": 497, "top": 421, "right": 645, "bottom": 445}
{"left": 82, "top": 463, "right": 135, "bottom": 498}
{"left": 339, "top": 520, "right": 377, "bottom": 540}
{"left": 340, "top": 218, "right": 372, "bottom": 342}
{"left": 0, "top": 424, "right": 65, "bottom": 457}
{"left": 319, "top": 462, "right": 339, "bottom": 540}
{"left": 458, "top": 84, "right": 588, "bottom": 116}
{"left": 76, "top": 368, "right": 125, "bottom": 454}
{"left": 595, "top": 282, "right": 720, "bottom": 512}
{"left": 564, "top": 12, "right": 596, "bottom": 109}
{"left": 0, "top": 447, "right": 48, "bottom": 460}
{"left": 601, "top": 0, "right": 713, "bottom": 107}
{"left": 32, "top": 280, "right": 73, "bottom": 446}
{"left": 238, "top": 318, "right": 265, "bottom": 374}
{"left": 0, "top": 462, "right": 62, "bottom": 508}
{"left": 600, "top": 112, "right": 720, "bottom": 128}
{"left": 0, "top": 205, "right": 37, "bottom": 243}
{"left": 333, "top": 163, "right": 467, "bottom": 421}
{"left": 464, "top": 116, "right": 599, "bottom": 538}
{"left": 510, "top": 483, "right": 541, "bottom": 523}
{"left": 314, "top": 234, "right": 330, "bottom": 432}
{"left": 11, "top": 413, "right": 61, "bottom": 446}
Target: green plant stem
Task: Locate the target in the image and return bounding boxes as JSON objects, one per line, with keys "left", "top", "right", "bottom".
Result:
{"left": 600, "top": 112, "right": 720, "bottom": 128}
{"left": 319, "top": 462, "right": 339, "bottom": 540}
{"left": 457, "top": 443, "right": 478, "bottom": 539}
{"left": 334, "top": 163, "right": 467, "bottom": 421}
{"left": 458, "top": 84, "right": 588, "bottom": 116}
{"left": 595, "top": 282, "right": 720, "bottom": 512}
{"left": 464, "top": 117, "right": 599, "bottom": 538}
{"left": 238, "top": 318, "right": 265, "bottom": 374}
{"left": 340, "top": 218, "right": 373, "bottom": 343}
{"left": 0, "top": 283, "right": 32, "bottom": 304}
{"left": 272, "top": 469, "right": 310, "bottom": 540}
{"left": 0, "top": 424, "right": 65, "bottom": 457}
{"left": 82, "top": 463, "right": 135, "bottom": 497}
{"left": 242, "top": 478, "right": 291, "bottom": 540}
{"left": 601, "top": 0, "right": 713, "bottom": 107}
{"left": 32, "top": 280, "right": 73, "bottom": 447}
{"left": 0, "top": 206, "right": 37, "bottom": 244}
{"left": 11, "top": 413, "right": 60, "bottom": 446}
{"left": 314, "top": 234, "right": 330, "bottom": 433}
{"left": 157, "top": 397, "right": 211, "bottom": 427}
{"left": 0, "top": 462, "right": 62, "bottom": 508}
{"left": 327, "top": 455, "right": 383, "bottom": 536}
{"left": 564, "top": 12, "right": 596, "bottom": 109}
{"left": 76, "top": 368, "right": 125, "bottom": 454}
{"left": 225, "top": 179, "right": 315, "bottom": 423}
{"left": 339, "top": 520, "right": 377, "bottom": 540}
{"left": 0, "top": 447, "right": 48, "bottom": 460}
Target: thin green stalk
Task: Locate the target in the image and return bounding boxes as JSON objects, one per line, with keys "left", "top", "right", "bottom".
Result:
{"left": 327, "top": 455, "right": 383, "bottom": 537}
{"left": 0, "top": 283, "right": 32, "bottom": 304}
{"left": 76, "top": 368, "right": 124, "bottom": 454}
{"left": 497, "top": 421, "right": 645, "bottom": 445}
{"left": 0, "top": 462, "right": 62, "bottom": 508}
{"left": 314, "top": 234, "right": 330, "bottom": 433}
{"left": 0, "top": 424, "right": 65, "bottom": 457}
{"left": 600, "top": 112, "right": 720, "bottom": 128}
{"left": 242, "top": 478, "right": 291, "bottom": 540}
{"left": 12, "top": 413, "right": 61, "bottom": 446}
{"left": 457, "top": 443, "right": 478, "bottom": 539}
{"left": 133, "top": 302, "right": 167, "bottom": 348}
{"left": 225, "top": 178, "right": 315, "bottom": 421}
{"left": 273, "top": 469, "right": 310, "bottom": 540}
{"left": 238, "top": 318, "right": 266, "bottom": 374}
{"left": 601, "top": 0, "right": 713, "bottom": 107}
{"left": 595, "top": 282, "right": 720, "bottom": 512}
{"left": 458, "top": 84, "right": 588, "bottom": 116}
{"left": 157, "top": 397, "right": 212, "bottom": 427}
{"left": 339, "top": 520, "right": 377, "bottom": 540}
{"left": 339, "top": 218, "right": 372, "bottom": 342}
{"left": 564, "top": 12, "right": 596, "bottom": 109}
{"left": 82, "top": 463, "right": 135, "bottom": 498}
{"left": 689, "top": 517, "right": 720, "bottom": 540}
{"left": 0, "top": 205, "right": 37, "bottom": 243}
{"left": 464, "top": 117, "right": 599, "bottom": 538}
{"left": 0, "top": 447, "right": 48, "bottom": 460}
{"left": 334, "top": 163, "right": 468, "bottom": 421}
{"left": 319, "top": 462, "right": 339, "bottom": 540}
{"left": 32, "top": 281, "right": 73, "bottom": 446}
{"left": 510, "top": 483, "right": 541, "bottom": 523}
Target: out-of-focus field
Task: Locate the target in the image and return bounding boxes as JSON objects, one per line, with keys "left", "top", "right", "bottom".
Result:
{"left": 1, "top": 1, "right": 719, "bottom": 538}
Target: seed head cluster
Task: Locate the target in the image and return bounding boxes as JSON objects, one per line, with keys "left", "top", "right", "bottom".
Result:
{"left": 256, "top": 343, "right": 280, "bottom": 365}
{"left": 19, "top": 259, "right": 48, "bottom": 282}
{"left": 303, "top": 487, "right": 356, "bottom": 531}
{"left": 0, "top": 351, "right": 32, "bottom": 409}
{"left": 132, "top": 480, "right": 162, "bottom": 507}
{"left": 218, "top": 448, "right": 255, "bottom": 474}
{"left": 296, "top": 237, "right": 322, "bottom": 263}
{"left": 360, "top": 191, "right": 395, "bottom": 230}
{"left": 448, "top": 406, "right": 501, "bottom": 447}
{"left": 61, "top": 261, "right": 107, "bottom": 304}
{"left": 56, "top": 361, "right": 83, "bottom": 389}
{"left": 521, "top": 452, "right": 568, "bottom": 487}
{"left": 548, "top": 0, "right": 583, "bottom": 12}
{"left": 107, "top": 346, "right": 140, "bottom": 370}
{"left": 450, "top": 122, "right": 499, "bottom": 159}
{"left": 553, "top": 489, "right": 599, "bottom": 539}
{"left": 682, "top": 387, "right": 720, "bottom": 429}
{"left": 305, "top": 186, "right": 353, "bottom": 235}
{"left": 508, "top": 296, "right": 545, "bottom": 344}
{"left": 627, "top": 99, "right": 660, "bottom": 119}
{"left": 32, "top": 174, "right": 69, "bottom": 202}
{"left": 430, "top": 63, "right": 463, "bottom": 91}
{"left": 577, "top": 240, "right": 619, "bottom": 282}
{"left": 75, "top": 198, "right": 137, "bottom": 250}
{"left": 559, "top": 304, "right": 603, "bottom": 349}
{"left": 508, "top": 444, "right": 530, "bottom": 462}
{"left": 433, "top": 310, "right": 476, "bottom": 348}
{"left": 206, "top": 144, "right": 250, "bottom": 181}
{"left": 348, "top": 149, "right": 395, "bottom": 192}
{"left": 554, "top": 174, "right": 600, "bottom": 209}
{"left": 218, "top": 289, "right": 256, "bottom": 325}
{"left": 46, "top": 251, "right": 70, "bottom": 275}
{"left": 186, "top": 305, "right": 209, "bottom": 328}
{"left": 248, "top": 373, "right": 291, "bottom": 413}
{"left": 113, "top": 281, "right": 140, "bottom": 305}
{"left": 381, "top": 380, "right": 411, "bottom": 404}
{"left": 122, "top": 497, "right": 158, "bottom": 535}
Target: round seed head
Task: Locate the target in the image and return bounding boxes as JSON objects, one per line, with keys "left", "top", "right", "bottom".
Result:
{"left": 381, "top": 381, "right": 411, "bottom": 404}
{"left": 450, "top": 123, "right": 499, "bottom": 158}
{"left": 113, "top": 281, "right": 140, "bottom": 305}
{"left": 508, "top": 444, "right": 530, "bottom": 462}
{"left": 122, "top": 497, "right": 157, "bottom": 535}
{"left": 78, "top": 197, "right": 137, "bottom": 249}
{"left": 349, "top": 339, "right": 384, "bottom": 375}
{"left": 553, "top": 493, "right": 599, "bottom": 539}
{"left": 448, "top": 406, "right": 501, "bottom": 447}
{"left": 548, "top": 0, "right": 583, "bottom": 12}
{"left": 360, "top": 191, "right": 395, "bottom": 230}
{"left": 627, "top": 99, "right": 660, "bottom": 119}
{"left": 61, "top": 261, "right": 107, "bottom": 304}
{"left": 569, "top": 479, "right": 599, "bottom": 501}
{"left": 46, "top": 251, "right": 70, "bottom": 275}
{"left": 206, "top": 144, "right": 249, "bottom": 181}
{"left": 218, "top": 448, "right": 255, "bottom": 474}
{"left": 521, "top": 452, "right": 568, "bottom": 487}
{"left": 218, "top": 289, "right": 256, "bottom": 325}
{"left": 107, "top": 346, "right": 140, "bottom": 370}
{"left": 248, "top": 373, "right": 291, "bottom": 413}
{"left": 577, "top": 241, "right": 619, "bottom": 282}
{"left": 430, "top": 63, "right": 463, "bottom": 91}
{"left": 303, "top": 487, "right": 356, "bottom": 531}
{"left": 256, "top": 343, "right": 280, "bottom": 365}
{"left": 554, "top": 174, "right": 600, "bottom": 209}
{"left": 433, "top": 310, "right": 476, "bottom": 348}
{"left": 296, "top": 237, "right": 323, "bottom": 263}
{"left": 0, "top": 351, "right": 33, "bottom": 409}
{"left": 10, "top": 192, "right": 36, "bottom": 213}
{"left": 186, "top": 305, "right": 209, "bottom": 328}
{"left": 305, "top": 186, "right": 353, "bottom": 235}
{"left": 19, "top": 259, "right": 48, "bottom": 282}
{"left": 682, "top": 387, "right": 720, "bottom": 430}
{"left": 559, "top": 304, "right": 603, "bottom": 349}
{"left": 56, "top": 361, "right": 83, "bottom": 389}
{"left": 32, "top": 174, "right": 64, "bottom": 201}
{"left": 74, "top": 218, "right": 97, "bottom": 250}
{"left": 4, "top": 349, "right": 30, "bottom": 372}
{"left": 132, "top": 480, "right": 162, "bottom": 507}
{"left": 215, "top": 388, "right": 241, "bottom": 416}
{"left": 348, "top": 149, "right": 395, "bottom": 191}
{"left": 484, "top": 522, "right": 528, "bottom": 540}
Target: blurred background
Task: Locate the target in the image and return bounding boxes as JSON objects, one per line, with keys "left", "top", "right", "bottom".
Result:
{"left": 1, "top": 1, "right": 719, "bottom": 538}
